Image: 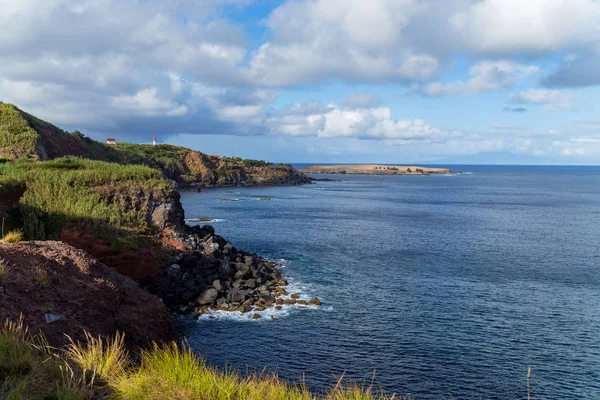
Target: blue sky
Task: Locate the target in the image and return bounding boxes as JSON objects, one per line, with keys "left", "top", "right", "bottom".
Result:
{"left": 1, "top": 0, "right": 600, "bottom": 164}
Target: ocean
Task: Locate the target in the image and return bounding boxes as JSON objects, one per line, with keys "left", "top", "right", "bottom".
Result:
{"left": 178, "top": 165, "right": 600, "bottom": 399}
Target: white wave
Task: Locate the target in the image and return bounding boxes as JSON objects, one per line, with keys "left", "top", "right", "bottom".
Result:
{"left": 185, "top": 218, "right": 226, "bottom": 224}
{"left": 196, "top": 261, "right": 330, "bottom": 323}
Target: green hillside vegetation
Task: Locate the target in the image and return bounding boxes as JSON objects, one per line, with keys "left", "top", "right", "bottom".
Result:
{"left": 0, "top": 319, "right": 402, "bottom": 400}
{"left": 0, "top": 157, "right": 172, "bottom": 249}
{"left": 0, "top": 103, "right": 40, "bottom": 159}
{"left": 0, "top": 103, "right": 293, "bottom": 186}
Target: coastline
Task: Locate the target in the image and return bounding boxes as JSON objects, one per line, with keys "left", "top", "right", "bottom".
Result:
{"left": 302, "top": 164, "right": 453, "bottom": 175}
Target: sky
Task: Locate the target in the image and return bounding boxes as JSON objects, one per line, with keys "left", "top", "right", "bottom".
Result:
{"left": 1, "top": 0, "right": 600, "bottom": 164}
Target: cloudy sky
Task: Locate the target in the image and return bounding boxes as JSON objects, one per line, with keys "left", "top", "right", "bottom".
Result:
{"left": 2, "top": 0, "right": 600, "bottom": 164}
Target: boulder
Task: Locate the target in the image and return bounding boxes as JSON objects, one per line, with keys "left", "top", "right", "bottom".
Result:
{"left": 218, "top": 262, "right": 234, "bottom": 277}
{"left": 196, "top": 288, "right": 218, "bottom": 306}
{"left": 212, "top": 280, "right": 224, "bottom": 292}
{"left": 252, "top": 313, "right": 262, "bottom": 319}
{"left": 228, "top": 288, "right": 248, "bottom": 303}
{"left": 309, "top": 297, "right": 322, "bottom": 306}
{"left": 245, "top": 279, "right": 257, "bottom": 289}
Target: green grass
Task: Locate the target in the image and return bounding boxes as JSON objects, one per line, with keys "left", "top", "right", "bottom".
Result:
{"left": 0, "top": 157, "right": 174, "bottom": 248}
{"left": 0, "top": 321, "right": 404, "bottom": 400}
{"left": 0, "top": 318, "right": 98, "bottom": 400}
{"left": 0, "top": 104, "right": 40, "bottom": 160}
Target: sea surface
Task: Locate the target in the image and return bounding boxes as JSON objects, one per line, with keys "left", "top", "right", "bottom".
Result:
{"left": 178, "top": 165, "right": 600, "bottom": 399}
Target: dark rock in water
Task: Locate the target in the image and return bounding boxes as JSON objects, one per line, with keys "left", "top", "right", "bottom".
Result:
{"left": 291, "top": 293, "right": 299, "bottom": 299}
{"left": 309, "top": 297, "right": 322, "bottom": 306}
{"left": 196, "top": 288, "right": 218, "bottom": 306}
{"left": 252, "top": 313, "right": 262, "bottom": 319}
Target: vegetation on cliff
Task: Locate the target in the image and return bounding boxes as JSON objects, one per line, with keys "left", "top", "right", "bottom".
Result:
{"left": 0, "top": 320, "right": 401, "bottom": 400}
{"left": 0, "top": 103, "right": 311, "bottom": 187}
{"left": 0, "top": 157, "right": 173, "bottom": 248}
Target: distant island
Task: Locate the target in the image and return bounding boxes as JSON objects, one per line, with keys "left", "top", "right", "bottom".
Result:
{"left": 302, "top": 164, "right": 452, "bottom": 175}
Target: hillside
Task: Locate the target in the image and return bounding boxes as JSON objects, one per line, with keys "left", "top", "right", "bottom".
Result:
{"left": 0, "top": 102, "right": 312, "bottom": 187}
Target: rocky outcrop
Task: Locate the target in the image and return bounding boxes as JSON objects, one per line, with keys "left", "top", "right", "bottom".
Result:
{"left": 59, "top": 181, "right": 302, "bottom": 315}
{"left": 0, "top": 241, "right": 175, "bottom": 348}
{"left": 147, "top": 225, "right": 291, "bottom": 315}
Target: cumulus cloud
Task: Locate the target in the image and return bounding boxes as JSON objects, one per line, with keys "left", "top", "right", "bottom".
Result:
{"left": 416, "top": 61, "right": 538, "bottom": 96}
{"left": 240, "top": 0, "right": 441, "bottom": 86}
{"left": 509, "top": 89, "right": 576, "bottom": 110}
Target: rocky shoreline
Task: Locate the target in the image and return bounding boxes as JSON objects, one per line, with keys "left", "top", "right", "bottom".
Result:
{"left": 148, "top": 224, "right": 321, "bottom": 320}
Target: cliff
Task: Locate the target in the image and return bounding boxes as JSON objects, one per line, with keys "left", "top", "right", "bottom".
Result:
{"left": 0, "top": 156, "right": 310, "bottom": 317}
{"left": 0, "top": 102, "right": 312, "bottom": 187}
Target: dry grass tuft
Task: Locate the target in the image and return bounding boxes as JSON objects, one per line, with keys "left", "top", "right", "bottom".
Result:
{"left": 66, "top": 331, "right": 128, "bottom": 385}
{"left": 31, "top": 266, "right": 49, "bottom": 288}
{"left": 1, "top": 229, "right": 23, "bottom": 243}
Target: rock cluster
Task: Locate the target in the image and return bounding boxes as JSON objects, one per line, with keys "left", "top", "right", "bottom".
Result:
{"left": 148, "top": 225, "right": 315, "bottom": 315}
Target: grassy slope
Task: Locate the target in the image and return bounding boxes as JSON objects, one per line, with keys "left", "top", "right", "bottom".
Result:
{"left": 0, "top": 103, "right": 40, "bottom": 160}
{"left": 0, "top": 319, "right": 402, "bottom": 400}
{"left": 0, "top": 157, "right": 173, "bottom": 248}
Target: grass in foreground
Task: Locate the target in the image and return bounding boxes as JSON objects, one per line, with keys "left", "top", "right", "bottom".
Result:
{"left": 0, "top": 319, "right": 406, "bottom": 400}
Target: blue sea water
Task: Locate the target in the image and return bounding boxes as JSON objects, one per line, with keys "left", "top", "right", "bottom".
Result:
{"left": 178, "top": 165, "right": 600, "bottom": 399}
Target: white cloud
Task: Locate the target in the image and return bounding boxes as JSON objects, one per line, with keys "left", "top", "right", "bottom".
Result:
{"left": 241, "top": 0, "right": 440, "bottom": 86}
{"left": 509, "top": 89, "right": 576, "bottom": 110}
{"left": 417, "top": 61, "right": 538, "bottom": 96}
{"left": 449, "top": 0, "right": 600, "bottom": 55}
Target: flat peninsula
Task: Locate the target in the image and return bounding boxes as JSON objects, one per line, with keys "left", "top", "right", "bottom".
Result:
{"left": 302, "top": 164, "right": 452, "bottom": 175}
